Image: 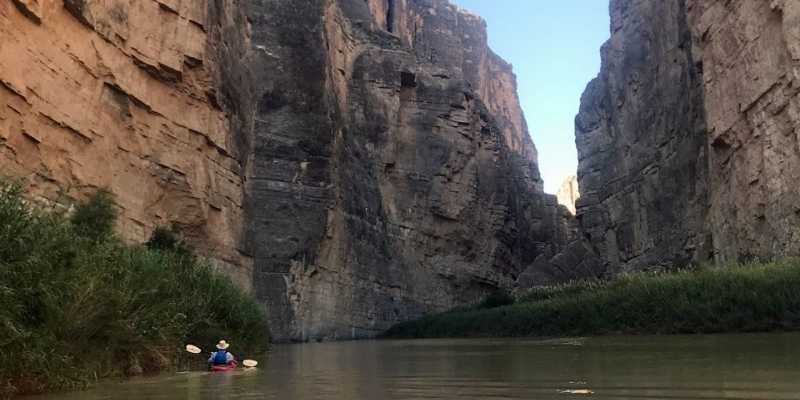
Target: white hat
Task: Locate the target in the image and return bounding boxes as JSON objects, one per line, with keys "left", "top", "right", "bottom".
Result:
{"left": 216, "top": 340, "right": 230, "bottom": 350}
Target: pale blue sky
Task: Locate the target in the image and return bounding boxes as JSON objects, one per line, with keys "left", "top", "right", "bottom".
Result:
{"left": 454, "top": 1, "right": 610, "bottom": 193}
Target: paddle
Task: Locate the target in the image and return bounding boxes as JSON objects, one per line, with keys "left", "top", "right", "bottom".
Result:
{"left": 185, "top": 344, "right": 258, "bottom": 368}
{"left": 242, "top": 359, "right": 258, "bottom": 368}
{"left": 186, "top": 344, "right": 202, "bottom": 354}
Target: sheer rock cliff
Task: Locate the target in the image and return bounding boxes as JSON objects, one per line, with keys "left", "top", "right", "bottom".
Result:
{"left": 243, "top": 0, "right": 571, "bottom": 341}
{"left": 575, "top": 0, "right": 800, "bottom": 272}
{"left": 575, "top": 0, "right": 709, "bottom": 275}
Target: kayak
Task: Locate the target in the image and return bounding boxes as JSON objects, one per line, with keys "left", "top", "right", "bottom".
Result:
{"left": 210, "top": 360, "right": 238, "bottom": 372}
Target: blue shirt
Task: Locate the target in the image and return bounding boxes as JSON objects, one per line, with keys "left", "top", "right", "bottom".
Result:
{"left": 208, "top": 351, "right": 235, "bottom": 364}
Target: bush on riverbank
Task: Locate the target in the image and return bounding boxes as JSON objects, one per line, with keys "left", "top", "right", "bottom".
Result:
{"left": 384, "top": 260, "right": 800, "bottom": 338}
{"left": 0, "top": 180, "right": 269, "bottom": 397}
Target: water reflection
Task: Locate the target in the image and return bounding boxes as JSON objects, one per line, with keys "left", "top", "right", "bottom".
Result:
{"left": 29, "top": 333, "right": 800, "bottom": 399}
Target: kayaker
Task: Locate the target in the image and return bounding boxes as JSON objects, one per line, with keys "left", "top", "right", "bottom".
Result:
{"left": 208, "top": 340, "right": 236, "bottom": 367}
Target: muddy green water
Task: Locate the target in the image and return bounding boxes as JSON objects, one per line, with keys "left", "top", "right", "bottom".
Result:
{"left": 31, "top": 334, "right": 800, "bottom": 399}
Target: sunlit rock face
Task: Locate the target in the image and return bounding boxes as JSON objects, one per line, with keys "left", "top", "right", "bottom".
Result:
{"left": 1, "top": 0, "right": 577, "bottom": 342}
{"left": 0, "top": 0, "right": 254, "bottom": 288}
{"left": 556, "top": 175, "right": 580, "bottom": 215}
{"left": 576, "top": 0, "right": 800, "bottom": 271}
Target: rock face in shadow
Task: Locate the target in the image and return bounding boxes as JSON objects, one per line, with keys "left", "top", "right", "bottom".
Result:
{"left": 576, "top": 0, "right": 800, "bottom": 272}
{"left": 241, "top": 0, "right": 573, "bottom": 341}
{"left": 575, "top": 0, "right": 710, "bottom": 275}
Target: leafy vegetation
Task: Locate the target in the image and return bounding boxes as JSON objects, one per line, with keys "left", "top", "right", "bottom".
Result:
{"left": 68, "top": 188, "right": 117, "bottom": 242}
{"left": 384, "top": 261, "right": 800, "bottom": 339}
{"left": 477, "top": 290, "right": 515, "bottom": 309}
{"left": 446, "top": 290, "right": 516, "bottom": 314}
{"left": 0, "top": 179, "right": 269, "bottom": 397}
{"left": 145, "top": 225, "right": 192, "bottom": 257}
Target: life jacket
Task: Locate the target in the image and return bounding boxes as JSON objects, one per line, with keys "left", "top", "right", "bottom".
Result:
{"left": 212, "top": 350, "right": 228, "bottom": 365}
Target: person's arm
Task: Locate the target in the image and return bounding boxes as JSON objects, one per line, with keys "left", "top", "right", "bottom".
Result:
{"left": 227, "top": 352, "right": 235, "bottom": 362}
{"left": 208, "top": 352, "right": 215, "bottom": 363}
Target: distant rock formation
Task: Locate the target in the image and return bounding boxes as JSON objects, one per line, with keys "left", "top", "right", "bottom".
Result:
{"left": 556, "top": 175, "right": 580, "bottom": 215}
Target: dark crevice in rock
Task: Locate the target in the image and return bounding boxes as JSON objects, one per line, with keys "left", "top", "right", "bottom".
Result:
{"left": 386, "top": 0, "right": 395, "bottom": 33}
{"left": 63, "top": 0, "right": 92, "bottom": 27}
{"left": 400, "top": 71, "right": 416, "bottom": 88}
{"left": 12, "top": 0, "right": 42, "bottom": 24}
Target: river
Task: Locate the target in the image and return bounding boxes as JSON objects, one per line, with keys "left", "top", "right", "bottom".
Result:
{"left": 30, "top": 333, "right": 800, "bottom": 399}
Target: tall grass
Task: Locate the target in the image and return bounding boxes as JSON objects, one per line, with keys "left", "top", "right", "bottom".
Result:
{"left": 0, "top": 180, "right": 269, "bottom": 396}
{"left": 384, "top": 261, "right": 800, "bottom": 339}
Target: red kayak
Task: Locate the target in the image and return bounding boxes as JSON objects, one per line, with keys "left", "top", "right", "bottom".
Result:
{"left": 210, "top": 360, "right": 238, "bottom": 372}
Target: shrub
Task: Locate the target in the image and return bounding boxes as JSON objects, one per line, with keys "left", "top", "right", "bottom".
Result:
{"left": 0, "top": 180, "right": 269, "bottom": 397}
{"left": 478, "top": 290, "right": 515, "bottom": 309}
{"left": 384, "top": 260, "right": 800, "bottom": 339}
{"left": 146, "top": 226, "right": 192, "bottom": 257}
{"left": 70, "top": 189, "right": 118, "bottom": 241}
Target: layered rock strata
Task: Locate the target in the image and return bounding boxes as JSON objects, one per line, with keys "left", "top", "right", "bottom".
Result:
{"left": 0, "top": 0, "right": 253, "bottom": 288}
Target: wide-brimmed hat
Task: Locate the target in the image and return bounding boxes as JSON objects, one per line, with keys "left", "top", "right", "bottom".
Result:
{"left": 216, "top": 340, "right": 230, "bottom": 350}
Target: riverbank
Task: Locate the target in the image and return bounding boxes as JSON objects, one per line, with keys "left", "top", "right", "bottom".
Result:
{"left": 0, "top": 180, "right": 269, "bottom": 397}
{"left": 384, "top": 260, "right": 800, "bottom": 338}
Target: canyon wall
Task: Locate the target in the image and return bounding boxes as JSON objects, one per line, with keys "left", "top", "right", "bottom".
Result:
{"left": 576, "top": 0, "right": 800, "bottom": 271}
{"left": 244, "top": 0, "right": 571, "bottom": 341}
{"left": 10, "top": 0, "right": 800, "bottom": 344}
{"left": 1, "top": 0, "right": 573, "bottom": 342}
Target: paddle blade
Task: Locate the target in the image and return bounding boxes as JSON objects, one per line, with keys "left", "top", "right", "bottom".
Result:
{"left": 185, "top": 344, "right": 202, "bottom": 354}
{"left": 242, "top": 359, "right": 258, "bottom": 368}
